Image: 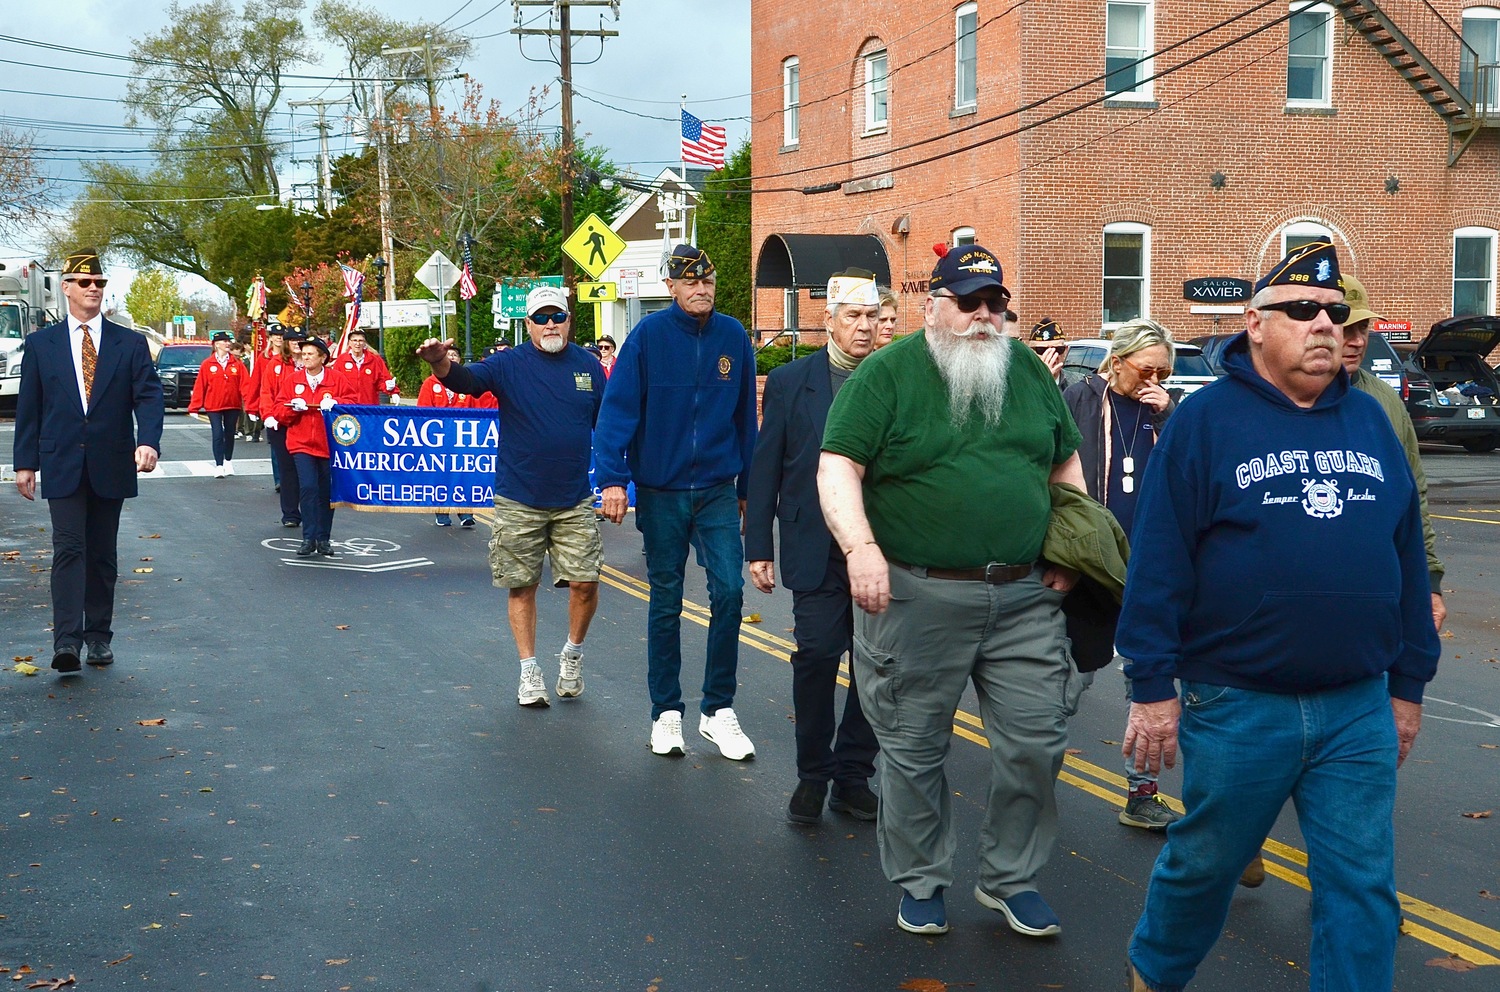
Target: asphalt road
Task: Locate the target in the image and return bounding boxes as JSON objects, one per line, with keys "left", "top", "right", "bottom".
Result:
{"left": 0, "top": 414, "right": 1497, "bottom": 991}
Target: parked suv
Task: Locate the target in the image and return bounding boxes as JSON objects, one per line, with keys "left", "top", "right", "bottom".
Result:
{"left": 155, "top": 343, "right": 212, "bottom": 409}
{"left": 1397, "top": 316, "right": 1500, "bottom": 453}
{"left": 1059, "top": 338, "right": 1216, "bottom": 402}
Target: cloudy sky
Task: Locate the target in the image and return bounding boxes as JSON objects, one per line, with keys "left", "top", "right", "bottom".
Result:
{"left": 1, "top": 0, "right": 752, "bottom": 297}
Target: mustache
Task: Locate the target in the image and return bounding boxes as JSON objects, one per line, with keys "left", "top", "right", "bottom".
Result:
{"left": 1307, "top": 335, "right": 1339, "bottom": 350}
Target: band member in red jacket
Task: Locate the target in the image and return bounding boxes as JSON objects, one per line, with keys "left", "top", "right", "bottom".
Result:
{"left": 418, "top": 343, "right": 477, "bottom": 528}
{"left": 187, "top": 331, "right": 251, "bottom": 478}
{"left": 276, "top": 336, "right": 353, "bottom": 557}
{"left": 334, "top": 329, "right": 398, "bottom": 405}
{"left": 260, "top": 327, "right": 304, "bottom": 527}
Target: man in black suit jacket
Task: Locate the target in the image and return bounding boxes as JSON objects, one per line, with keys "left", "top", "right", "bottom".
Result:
{"left": 746, "top": 269, "right": 883, "bottom": 824}
{"left": 12, "top": 247, "right": 164, "bottom": 674}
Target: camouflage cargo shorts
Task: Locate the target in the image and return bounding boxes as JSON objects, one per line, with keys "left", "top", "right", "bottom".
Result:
{"left": 488, "top": 494, "right": 603, "bottom": 589}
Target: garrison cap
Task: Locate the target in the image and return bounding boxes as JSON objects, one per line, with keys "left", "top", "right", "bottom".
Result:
{"left": 1254, "top": 241, "right": 1345, "bottom": 296}
{"left": 62, "top": 247, "right": 104, "bottom": 277}
{"left": 666, "top": 244, "right": 714, "bottom": 279}
{"left": 826, "top": 267, "right": 881, "bottom": 310}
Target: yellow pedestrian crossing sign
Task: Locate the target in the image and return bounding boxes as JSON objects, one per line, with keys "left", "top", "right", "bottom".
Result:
{"left": 577, "top": 281, "right": 617, "bottom": 302}
{"left": 562, "top": 213, "right": 626, "bottom": 279}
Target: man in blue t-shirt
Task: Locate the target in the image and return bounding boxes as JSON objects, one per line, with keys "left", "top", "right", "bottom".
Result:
{"left": 416, "top": 286, "right": 606, "bottom": 709}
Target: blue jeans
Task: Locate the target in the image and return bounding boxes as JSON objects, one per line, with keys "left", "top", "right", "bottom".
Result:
{"left": 291, "top": 453, "right": 334, "bottom": 543}
{"left": 1129, "top": 677, "right": 1399, "bottom": 992}
{"left": 634, "top": 483, "right": 743, "bottom": 720}
{"left": 206, "top": 410, "right": 237, "bottom": 464}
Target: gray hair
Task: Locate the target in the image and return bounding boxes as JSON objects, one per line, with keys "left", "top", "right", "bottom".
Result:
{"left": 1102, "top": 317, "right": 1175, "bottom": 373}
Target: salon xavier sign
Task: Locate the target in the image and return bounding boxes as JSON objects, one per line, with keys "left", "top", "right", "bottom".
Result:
{"left": 1182, "top": 277, "right": 1252, "bottom": 303}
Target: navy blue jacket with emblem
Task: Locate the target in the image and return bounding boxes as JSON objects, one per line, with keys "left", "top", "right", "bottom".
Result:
{"left": 13, "top": 317, "right": 164, "bottom": 500}
{"left": 1117, "top": 333, "right": 1440, "bottom": 705}
{"left": 593, "top": 302, "right": 758, "bottom": 497}
{"left": 439, "top": 341, "right": 604, "bottom": 508}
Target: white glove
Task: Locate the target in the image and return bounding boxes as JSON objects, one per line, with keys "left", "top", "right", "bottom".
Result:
{"left": 384, "top": 377, "right": 396, "bottom": 391}
{"left": 263, "top": 416, "right": 279, "bottom": 430}
{"left": 289, "top": 397, "right": 308, "bottom": 412}
{"left": 248, "top": 413, "right": 260, "bottom": 422}
{"left": 319, "top": 394, "right": 336, "bottom": 412}
{"left": 188, "top": 412, "right": 203, "bottom": 421}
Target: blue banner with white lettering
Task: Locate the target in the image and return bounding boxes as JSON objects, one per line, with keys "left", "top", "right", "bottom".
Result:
{"left": 325, "top": 405, "right": 631, "bottom": 512}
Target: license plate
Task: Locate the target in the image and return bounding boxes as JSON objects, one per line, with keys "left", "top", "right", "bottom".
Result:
{"left": 1468, "top": 407, "right": 1486, "bottom": 419}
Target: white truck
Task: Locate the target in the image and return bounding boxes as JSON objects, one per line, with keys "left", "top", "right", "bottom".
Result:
{"left": 0, "top": 260, "right": 59, "bottom": 412}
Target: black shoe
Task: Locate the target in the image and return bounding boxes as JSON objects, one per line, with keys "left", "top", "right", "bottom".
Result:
{"left": 85, "top": 641, "right": 114, "bottom": 666}
{"left": 51, "top": 646, "right": 82, "bottom": 673}
{"left": 317, "top": 541, "right": 337, "bottom": 557}
{"left": 296, "top": 540, "right": 316, "bottom": 557}
{"left": 830, "top": 783, "right": 879, "bottom": 821}
{"left": 274, "top": 484, "right": 280, "bottom": 493}
{"left": 787, "top": 780, "right": 827, "bottom": 824}
{"left": 282, "top": 519, "right": 300, "bottom": 528}
{"left": 460, "top": 516, "right": 475, "bottom": 528}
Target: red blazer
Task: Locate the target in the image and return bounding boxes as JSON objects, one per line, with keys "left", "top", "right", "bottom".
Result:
{"left": 334, "top": 351, "right": 394, "bottom": 405}
{"left": 187, "top": 354, "right": 250, "bottom": 413}
{"left": 417, "top": 374, "right": 465, "bottom": 408}
{"left": 277, "top": 366, "right": 355, "bottom": 457}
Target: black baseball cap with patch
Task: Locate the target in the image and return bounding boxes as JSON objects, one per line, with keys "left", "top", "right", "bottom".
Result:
{"left": 929, "top": 243, "right": 1008, "bottom": 298}
{"left": 211, "top": 331, "right": 233, "bottom": 343}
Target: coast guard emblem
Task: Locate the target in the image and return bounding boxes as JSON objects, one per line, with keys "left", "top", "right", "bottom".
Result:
{"left": 718, "top": 355, "right": 732, "bottom": 379}
{"left": 1302, "top": 478, "right": 1343, "bottom": 519}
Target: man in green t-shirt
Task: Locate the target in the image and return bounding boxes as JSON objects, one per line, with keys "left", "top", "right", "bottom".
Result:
{"left": 819, "top": 244, "right": 1086, "bottom": 940}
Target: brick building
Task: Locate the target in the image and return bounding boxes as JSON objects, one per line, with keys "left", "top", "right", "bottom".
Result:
{"left": 749, "top": 1, "right": 1500, "bottom": 342}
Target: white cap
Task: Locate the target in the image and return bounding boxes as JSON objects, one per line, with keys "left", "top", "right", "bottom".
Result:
{"left": 825, "top": 273, "right": 880, "bottom": 310}
{"left": 526, "top": 285, "right": 569, "bottom": 315}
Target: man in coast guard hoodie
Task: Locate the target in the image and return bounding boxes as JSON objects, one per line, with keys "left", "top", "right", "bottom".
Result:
{"left": 595, "top": 245, "right": 759, "bottom": 762}
{"left": 1119, "top": 242, "right": 1440, "bottom": 992}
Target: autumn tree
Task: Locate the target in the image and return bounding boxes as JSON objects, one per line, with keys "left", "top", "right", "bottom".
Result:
{"left": 0, "top": 127, "right": 46, "bottom": 243}
{"left": 696, "top": 139, "right": 752, "bottom": 325}
{"left": 313, "top": 0, "right": 471, "bottom": 123}
{"left": 124, "top": 269, "right": 186, "bottom": 330}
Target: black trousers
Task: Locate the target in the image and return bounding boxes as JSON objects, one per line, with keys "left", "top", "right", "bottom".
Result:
{"left": 791, "top": 549, "right": 879, "bottom": 787}
{"left": 47, "top": 471, "right": 124, "bottom": 650}
{"left": 266, "top": 425, "right": 301, "bottom": 523}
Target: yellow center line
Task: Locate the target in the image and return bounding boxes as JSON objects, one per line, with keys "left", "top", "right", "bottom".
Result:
{"left": 1432, "top": 513, "right": 1500, "bottom": 526}
{"left": 503, "top": 520, "right": 1497, "bottom": 964}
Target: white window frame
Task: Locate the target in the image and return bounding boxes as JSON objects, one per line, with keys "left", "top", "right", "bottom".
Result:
{"left": 955, "top": 3, "right": 978, "bottom": 110}
{"left": 1286, "top": 2, "right": 1335, "bottom": 107}
{"left": 1280, "top": 220, "right": 1334, "bottom": 257}
{"left": 1454, "top": 226, "right": 1498, "bottom": 317}
{"left": 1461, "top": 7, "right": 1500, "bottom": 111}
{"left": 864, "top": 50, "right": 889, "bottom": 132}
{"left": 1105, "top": 1, "right": 1154, "bottom": 101}
{"left": 784, "top": 287, "right": 801, "bottom": 329}
{"left": 1102, "top": 222, "right": 1151, "bottom": 330}
{"left": 952, "top": 226, "right": 977, "bottom": 247}
{"left": 783, "top": 57, "right": 800, "bottom": 147}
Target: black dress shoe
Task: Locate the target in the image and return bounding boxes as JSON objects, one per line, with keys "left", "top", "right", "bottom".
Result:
{"left": 316, "top": 541, "right": 337, "bottom": 557}
{"left": 85, "top": 641, "right": 115, "bottom": 666}
{"left": 787, "top": 780, "right": 828, "bottom": 824}
{"left": 296, "top": 540, "right": 316, "bottom": 557}
{"left": 51, "top": 647, "right": 82, "bottom": 673}
{"left": 830, "top": 783, "right": 880, "bottom": 821}
{"left": 282, "top": 519, "right": 299, "bottom": 528}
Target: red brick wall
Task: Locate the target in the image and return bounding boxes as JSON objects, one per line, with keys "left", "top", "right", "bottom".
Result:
{"left": 750, "top": 0, "right": 1500, "bottom": 341}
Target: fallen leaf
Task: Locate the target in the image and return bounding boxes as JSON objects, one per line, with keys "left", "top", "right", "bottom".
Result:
{"left": 899, "top": 980, "right": 948, "bottom": 992}
{"left": 136, "top": 718, "right": 166, "bottom": 727}
{"left": 1462, "top": 810, "right": 1493, "bottom": 819}
{"left": 324, "top": 959, "right": 350, "bottom": 966}
{"left": 1481, "top": 744, "right": 1499, "bottom": 750}
{"left": 257, "top": 975, "right": 275, "bottom": 981}
{"left": 335, "top": 625, "right": 350, "bottom": 630}
{"left": 143, "top": 922, "right": 162, "bottom": 929}
{"left": 1427, "top": 955, "right": 1478, "bottom": 972}
{"left": 1480, "top": 890, "right": 1499, "bottom": 900}
{"left": 14, "top": 663, "right": 40, "bottom": 676}
{"left": 139, "top": 557, "right": 153, "bottom": 562}
{"left": 1065, "top": 748, "right": 1083, "bottom": 755}
{"left": 198, "top": 788, "right": 213, "bottom": 793}
{"left": 25, "top": 976, "right": 76, "bottom": 990}
{"left": 644, "top": 935, "right": 654, "bottom": 943}
{"left": 145, "top": 533, "right": 162, "bottom": 539}
{"left": 132, "top": 567, "right": 153, "bottom": 573}
{"left": 106, "top": 955, "right": 133, "bottom": 967}
{"left": 536, "top": 807, "right": 557, "bottom": 813}
{"left": 742, "top": 613, "right": 762, "bottom": 624}
{"left": 1441, "top": 630, "right": 1456, "bottom": 638}
{"left": 12, "top": 655, "right": 34, "bottom": 662}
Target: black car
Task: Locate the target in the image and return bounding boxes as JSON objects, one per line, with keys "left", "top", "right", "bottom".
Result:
{"left": 1397, "top": 316, "right": 1500, "bottom": 453}
{"left": 155, "top": 343, "right": 212, "bottom": 408}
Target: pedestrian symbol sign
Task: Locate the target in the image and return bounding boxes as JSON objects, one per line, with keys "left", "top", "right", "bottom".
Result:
{"left": 576, "top": 281, "right": 617, "bottom": 302}
{"left": 562, "top": 214, "right": 626, "bottom": 279}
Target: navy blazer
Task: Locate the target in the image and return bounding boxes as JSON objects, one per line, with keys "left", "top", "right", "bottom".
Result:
{"left": 13, "top": 316, "right": 164, "bottom": 500}
{"left": 744, "top": 348, "right": 840, "bottom": 592}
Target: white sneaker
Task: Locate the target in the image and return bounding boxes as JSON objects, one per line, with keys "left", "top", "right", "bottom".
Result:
{"left": 650, "top": 711, "right": 685, "bottom": 756}
{"left": 517, "top": 662, "right": 550, "bottom": 707}
{"left": 556, "top": 647, "right": 584, "bottom": 698}
{"left": 699, "top": 707, "right": 755, "bottom": 761}
{"left": 213, "top": 465, "right": 226, "bottom": 478}
{"left": 224, "top": 461, "right": 235, "bottom": 476}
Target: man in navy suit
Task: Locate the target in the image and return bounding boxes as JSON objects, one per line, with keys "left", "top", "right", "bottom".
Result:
{"left": 746, "top": 268, "right": 881, "bottom": 824}
{"left": 12, "top": 246, "right": 164, "bottom": 674}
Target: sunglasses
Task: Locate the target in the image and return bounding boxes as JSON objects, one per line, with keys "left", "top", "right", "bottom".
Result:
{"left": 598, "top": 344, "right": 614, "bottom": 351}
{"left": 1257, "top": 300, "right": 1352, "bottom": 323}
{"left": 1117, "top": 355, "right": 1173, "bottom": 381}
{"left": 530, "top": 311, "right": 569, "bottom": 325}
{"left": 66, "top": 278, "right": 108, "bottom": 289}
{"left": 933, "top": 290, "right": 1010, "bottom": 313}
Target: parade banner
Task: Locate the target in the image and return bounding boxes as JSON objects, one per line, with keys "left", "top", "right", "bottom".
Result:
{"left": 326, "top": 405, "right": 633, "bottom": 512}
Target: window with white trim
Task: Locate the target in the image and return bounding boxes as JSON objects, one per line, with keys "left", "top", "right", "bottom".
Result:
{"left": 952, "top": 226, "right": 977, "bottom": 247}
{"left": 1281, "top": 220, "right": 1333, "bottom": 256}
{"left": 783, "top": 58, "right": 800, "bottom": 146}
{"left": 864, "top": 50, "right": 889, "bottom": 131}
{"left": 784, "top": 288, "right": 801, "bottom": 329}
{"left": 1103, "top": 222, "right": 1150, "bottom": 327}
{"left": 955, "top": 3, "right": 978, "bottom": 109}
{"left": 1287, "top": 3, "right": 1334, "bottom": 106}
{"left": 1454, "top": 227, "right": 1497, "bottom": 317}
{"left": 1105, "top": 2, "right": 1153, "bottom": 99}
{"left": 1462, "top": 8, "right": 1500, "bottom": 110}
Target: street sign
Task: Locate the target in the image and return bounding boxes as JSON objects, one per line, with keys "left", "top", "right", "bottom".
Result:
{"left": 494, "top": 276, "right": 564, "bottom": 319}
{"left": 619, "top": 274, "right": 640, "bottom": 298}
{"left": 355, "top": 300, "right": 455, "bottom": 329}
{"left": 413, "top": 250, "right": 461, "bottom": 299}
{"left": 561, "top": 213, "right": 626, "bottom": 279}
{"left": 577, "top": 281, "right": 617, "bottom": 303}
{"left": 172, "top": 315, "right": 197, "bottom": 337}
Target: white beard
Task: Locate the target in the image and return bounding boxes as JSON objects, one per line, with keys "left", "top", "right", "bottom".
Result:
{"left": 926, "top": 325, "right": 1013, "bottom": 429}
{"left": 536, "top": 335, "right": 567, "bottom": 354}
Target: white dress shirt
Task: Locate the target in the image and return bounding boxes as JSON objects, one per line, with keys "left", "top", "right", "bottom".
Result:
{"left": 67, "top": 312, "right": 103, "bottom": 412}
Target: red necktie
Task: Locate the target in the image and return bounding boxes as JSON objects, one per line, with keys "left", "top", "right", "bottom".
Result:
{"left": 81, "top": 325, "right": 97, "bottom": 403}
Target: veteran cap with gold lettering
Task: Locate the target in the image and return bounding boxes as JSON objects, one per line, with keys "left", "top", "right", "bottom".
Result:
{"left": 666, "top": 244, "right": 714, "bottom": 280}
{"left": 62, "top": 246, "right": 104, "bottom": 277}
{"left": 1254, "top": 240, "right": 1344, "bottom": 296}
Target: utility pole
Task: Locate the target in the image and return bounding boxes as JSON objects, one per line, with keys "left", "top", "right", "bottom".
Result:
{"left": 288, "top": 97, "right": 347, "bottom": 214}
{"left": 371, "top": 83, "right": 396, "bottom": 302}
{"left": 513, "top": 1, "right": 619, "bottom": 290}
{"left": 383, "top": 39, "right": 465, "bottom": 276}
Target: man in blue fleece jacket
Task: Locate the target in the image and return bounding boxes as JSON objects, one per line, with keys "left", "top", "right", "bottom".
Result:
{"left": 595, "top": 245, "right": 759, "bottom": 761}
{"left": 1120, "top": 242, "right": 1441, "bottom": 992}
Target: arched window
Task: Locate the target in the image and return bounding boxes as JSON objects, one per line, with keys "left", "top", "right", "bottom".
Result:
{"left": 952, "top": 226, "right": 977, "bottom": 247}
{"left": 864, "top": 49, "right": 889, "bottom": 132}
{"left": 1281, "top": 220, "right": 1333, "bottom": 256}
{"left": 1104, "top": 222, "right": 1151, "bottom": 327}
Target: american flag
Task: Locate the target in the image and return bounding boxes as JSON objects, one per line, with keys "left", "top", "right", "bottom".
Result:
{"left": 680, "top": 110, "right": 726, "bottom": 168}
{"left": 284, "top": 277, "right": 311, "bottom": 320}
{"left": 458, "top": 239, "right": 478, "bottom": 301}
{"left": 337, "top": 263, "right": 365, "bottom": 356}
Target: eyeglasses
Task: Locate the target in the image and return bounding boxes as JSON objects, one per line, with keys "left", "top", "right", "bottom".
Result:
{"left": 1117, "top": 355, "right": 1173, "bottom": 381}
{"left": 66, "top": 278, "right": 108, "bottom": 289}
{"left": 530, "top": 311, "right": 569, "bottom": 325}
{"left": 1256, "top": 300, "right": 1352, "bottom": 324}
{"left": 932, "top": 290, "right": 1010, "bottom": 313}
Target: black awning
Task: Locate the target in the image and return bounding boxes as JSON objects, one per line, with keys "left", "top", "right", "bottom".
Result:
{"left": 755, "top": 233, "right": 891, "bottom": 289}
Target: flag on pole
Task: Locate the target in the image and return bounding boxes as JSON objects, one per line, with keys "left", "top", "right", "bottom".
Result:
{"left": 458, "top": 238, "right": 478, "bottom": 301}
{"left": 337, "top": 263, "right": 365, "bottom": 357}
{"left": 245, "top": 275, "right": 266, "bottom": 321}
{"left": 680, "top": 110, "right": 727, "bottom": 168}
{"left": 284, "top": 277, "right": 311, "bottom": 320}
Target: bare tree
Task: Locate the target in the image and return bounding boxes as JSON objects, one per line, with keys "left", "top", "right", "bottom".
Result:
{"left": 0, "top": 127, "right": 48, "bottom": 243}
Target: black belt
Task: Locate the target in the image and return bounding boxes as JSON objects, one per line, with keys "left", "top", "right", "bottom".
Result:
{"left": 889, "top": 560, "right": 1035, "bottom": 583}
